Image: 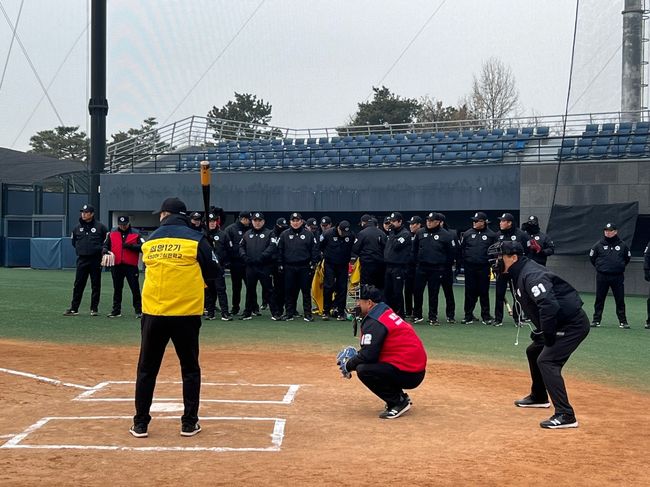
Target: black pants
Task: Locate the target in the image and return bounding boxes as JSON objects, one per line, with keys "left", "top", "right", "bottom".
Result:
{"left": 404, "top": 264, "right": 416, "bottom": 316}
{"left": 134, "top": 314, "right": 201, "bottom": 427}
{"left": 413, "top": 265, "right": 444, "bottom": 320}
{"left": 205, "top": 269, "right": 229, "bottom": 316}
{"left": 323, "top": 261, "right": 348, "bottom": 316}
{"left": 110, "top": 264, "right": 141, "bottom": 314}
{"left": 593, "top": 272, "right": 627, "bottom": 323}
{"left": 384, "top": 265, "right": 406, "bottom": 317}
{"left": 360, "top": 260, "right": 384, "bottom": 289}
{"left": 441, "top": 266, "right": 456, "bottom": 319}
{"left": 494, "top": 274, "right": 519, "bottom": 323}
{"left": 284, "top": 264, "right": 313, "bottom": 318}
{"left": 245, "top": 265, "right": 275, "bottom": 315}
{"left": 464, "top": 264, "right": 491, "bottom": 320}
{"left": 525, "top": 310, "right": 590, "bottom": 416}
{"left": 271, "top": 266, "right": 285, "bottom": 317}
{"left": 356, "top": 362, "right": 425, "bottom": 408}
{"left": 229, "top": 264, "right": 246, "bottom": 313}
{"left": 70, "top": 254, "right": 102, "bottom": 311}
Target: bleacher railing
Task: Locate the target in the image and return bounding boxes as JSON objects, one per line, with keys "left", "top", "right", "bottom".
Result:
{"left": 106, "top": 110, "right": 650, "bottom": 173}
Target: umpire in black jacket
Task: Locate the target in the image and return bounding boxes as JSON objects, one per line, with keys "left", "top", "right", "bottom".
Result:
{"left": 320, "top": 220, "right": 355, "bottom": 320}
{"left": 521, "top": 215, "right": 554, "bottom": 266}
{"left": 278, "top": 212, "right": 321, "bottom": 322}
{"left": 496, "top": 241, "right": 589, "bottom": 429}
{"left": 224, "top": 211, "right": 251, "bottom": 315}
{"left": 494, "top": 213, "right": 529, "bottom": 326}
{"left": 352, "top": 214, "right": 387, "bottom": 289}
{"left": 64, "top": 204, "right": 108, "bottom": 316}
{"left": 460, "top": 211, "right": 496, "bottom": 324}
{"left": 589, "top": 222, "right": 631, "bottom": 328}
{"left": 383, "top": 212, "right": 412, "bottom": 317}
{"left": 644, "top": 242, "right": 650, "bottom": 329}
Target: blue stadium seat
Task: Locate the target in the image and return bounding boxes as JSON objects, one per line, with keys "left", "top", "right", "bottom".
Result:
{"left": 381, "top": 134, "right": 392, "bottom": 142}
{"left": 447, "top": 131, "right": 460, "bottom": 138}
{"left": 631, "top": 135, "right": 647, "bottom": 145}
{"left": 591, "top": 145, "right": 608, "bottom": 159}
{"left": 595, "top": 135, "right": 611, "bottom": 146}
{"left": 306, "top": 138, "right": 317, "bottom": 146}
{"left": 484, "top": 134, "right": 498, "bottom": 142}
{"left": 432, "top": 151, "right": 442, "bottom": 164}
{"left": 576, "top": 145, "right": 591, "bottom": 159}
{"left": 271, "top": 139, "right": 283, "bottom": 146}
{"left": 577, "top": 138, "right": 593, "bottom": 147}
{"left": 320, "top": 142, "right": 333, "bottom": 150}
{"left": 433, "top": 143, "right": 448, "bottom": 153}
{"left": 419, "top": 144, "right": 433, "bottom": 154}
{"left": 314, "top": 149, "right": 326, "bottom": 158}
{"left": 342, "top": 155, "right": 356, "bottom": 166}
{"left": 421, "top": 132, "right": 433, "bottom": 140}
{"left": 535, "top": 126, "right": 549, "bottom": 137}
{"left": 601, "top": 123, "right": 616, "bottom": 135}
{"left": 506, "top": 128, "right": 518, "bottom": 136}
{"left": 217, "top": 144, "right": 228, "bottom": 153}
{"left": 393, "top": 134, "right": 406, "bottom": 143}
{"left": 406, "top": 133, "right": 418, "bottom": 141}
{"left": 488, "top": 149, "right": 503, "bottom": 161}
{"left": 326, "top": 149, "right": 339, "bottom": 158}
{"left": 318, "top": 137, "right": 329, "bottom": 145}
{"left": 477, "top": 129, "right": 489, "bottom": 137}
{"left": 368, "top": 134, "right": 379, "bottom": 143}
{"left": 467, "top": 142, "right": 480, "bottom": 152}
{"left": 521, "top": 127, "right": 534, "bottom": 136}
{"left": 385, "top": 154, "right": 398, "bottom": 165}
{"left": 557, "top": 147, "right": 573, "bottom": 160}
{"left": 434, "top": 131, "right": 446, "bottom": 139}
{"left": 491, "top": 128, "right": 504, "bottom": 136}
{"left": 584, "top": 123, "right": 599, "bottom": 134}
{"left": 473, "top": 150, "right": 489, "bottom": 161}
{"left": 411, "top": 153, "right": 427, "bottom": 164}
{"left": 340, "top": 148, "right": 352, "bottom": 157}
{"left": 370, "top": 155, "right": 384, "bottom": 165}
{"left": 330, "top": 136, "right": 341, "bottom": 144}
{"left": 442, "top": 152, "right": 458, "bottom": 163}
{"left": 283, "top": 138, "right": 293, "bottom": 146}
{"left": 462, "top": 130, "right": 474, "bottom": 138}
{"left": 628, "top": 144, "right": 646, "bottom": 157}
{"left": 294, "top": 138, "right": 305, "bottom": 146}
{"left": 450, "top": 143, "right": 465, "bottom": 152}
{"left": 378, "top": 147, "right": 391, "bottom": 156}
{"left": 634, "top": 121, "right": 650, "bottom": 134}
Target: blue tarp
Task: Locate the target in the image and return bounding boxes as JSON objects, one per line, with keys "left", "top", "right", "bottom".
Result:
{"left": 30, "top": 238, "right": 62, "bottom": 269}
{"left": 5, "top": 238, "right": 31, "bottom": 267}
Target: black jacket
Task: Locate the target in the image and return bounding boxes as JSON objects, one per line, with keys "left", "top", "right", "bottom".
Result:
{"left": 525, "top": 229, "right": 555, "bottom": 266}
{"left": 224, "top": 221, "right": 249, "bottom": 267}
{"left": 240, "top": 227, "right": 276, "bottom": 266}
{"left": 644, "top": 242, "right": 650, "bottom": 274}
{"left": 278, "top": 225, "right": 320, "bottom": 266}
{"left": 320, "top": 228, "right": 355, "bottom": 265}
{"left": 72, "top": 217, "right": 108, "bottom": 256}
{"left": 589, "top": 236, "right": 631, "bottom": 274}
{"left": 507, "top": 256, "right": 584, "bottom": 345}
{"left": 497, "top": 226, "right": 529, "bottom": 252}
{"left": 412, "top": 226, "right": 456, "bottom": 268}
{"left": 384, "top": 225, "right": 412, "bottom": 265}
{"left": 461, "top": 227, "right": 497, "bottom": 266}
{"left": 351, "top": 224, "right": 387, "bottom": 263}
{"left": 207, "top": 227, "right": 230, "bottom": 266}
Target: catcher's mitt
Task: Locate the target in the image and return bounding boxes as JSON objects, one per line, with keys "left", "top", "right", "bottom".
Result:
{"left": 336, "top": 346, "right": 357, "bottom": 379}
{"left": 101, "top": 251, "right": 115, "bottom": 267}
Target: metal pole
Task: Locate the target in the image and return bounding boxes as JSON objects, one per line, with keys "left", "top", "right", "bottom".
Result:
{"left": 622, "top": 0, "right": 644, "bottom": 122}
{"left": 88, "top": 0, "right": 108, "bottom": 215}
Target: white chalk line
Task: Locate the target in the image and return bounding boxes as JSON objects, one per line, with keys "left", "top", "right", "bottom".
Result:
{"left": 0, "top": 416, "right": 285, "bottom": 452}
{"left": 0, "top": 367, "right": 92, "bottom": 390}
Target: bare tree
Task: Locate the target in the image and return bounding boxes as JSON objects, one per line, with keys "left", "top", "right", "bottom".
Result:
{"left": 415, "top": 95, "right": 475, "bottom": 129}
{"left": 467, "top": 57, "right": 520, "bottom": 129}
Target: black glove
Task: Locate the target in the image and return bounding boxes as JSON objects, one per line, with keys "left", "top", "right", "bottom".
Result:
{"left": 543, "top": 332, "right": 556, "bottom": 347}
{"left": 645, "top": 271, "right": 650, "bottom": 282}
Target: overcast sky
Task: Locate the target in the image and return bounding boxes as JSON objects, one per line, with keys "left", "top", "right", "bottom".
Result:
{"left": 0, "top": 0, "right": 626, "bottom": 151}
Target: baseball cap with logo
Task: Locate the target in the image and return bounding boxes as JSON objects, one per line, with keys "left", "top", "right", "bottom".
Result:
{"left": 383, "top": 216, "right": 392, "bottom": 224}
{"left": 498, "top": 213, "right": 515, "bottom": 222}
{"left": 389, "top": 211, "right": 403, "bottom": 222}
{"left": 153, "top": 197, "right": 187, "bottom": 215}
{"left": 338, "top": 220, "right": 352, "bottom": 237}
{"left": 276, "top": 217, "right": 287, "bottom": 226}
{"left": 426, "top": 212, "right": 444, "bottom": 221}
{"left": 252, "top": 212, "right": 264, "bottom": 220}
{"left": 527, "top": 215, "right": 539, "bottom": 226}
{"left": 239, "top": 211, "right": 251, "bottom": 219}
{"left": 208, "top": 213, "right": 219, "bottom": 221}
{"left": 190, "top": 211, "right": 202, "bottom": 220}
{"left": 472, "top": 211, "right": 488, "bottom": 222}
{"left": 290, "top": 212, "right": 302, "bottom": 220}
{"left": 604, "top": 222, "right": 617, "bottom": 230}
{"left": 360, "top": 214, "right": 372, "bottom": 224}
{"left": 306, "top": 217, "right": 318, "bottom": 226}
{"left": 80, "top": 204, "right": 95, "bottom": 213}
{"left": 320, "top": 216, "right": 332, "bottom": 225}
{"left": 117, "top": 216, "right": 130, "bottom": 225}
{"left": 409, "top": 216, "right": 423, "bottom": 225}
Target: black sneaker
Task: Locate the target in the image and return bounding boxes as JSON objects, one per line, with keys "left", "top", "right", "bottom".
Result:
{"left": 63, "top": 309, "right": 78, "bottom": 316}
{"left": 231, "top": 308, "right": 240, "bottom": 316}
{"left": 619, "top": 322, "right": 630, "bottom": 329}
{"left": 281, "top": 315, "right": 294, "bottom": 321}
{"left": 645, "top": 322, "right": 650, "bottom": 329}
{"left": 591, "top": 321, "right": 600, "bottom": 328}
{"left": 135, "top": 313, "right": 143, "bottom": 319}
{"left": 304, "top": 316, "right": 314, "bottom": 322}
{"left": 204, "top": 313, "right": 216, "bottom": 321}
{"left": 107, "top": 312, "right": 122, "bottom": 318}
{"left": 322, "top": 315, "right": 330, "bottom": 321}
{"left": 461, "top": 316, "right": 477, "bottom": 325}
{"left": 446, "top": 317, "right": 456, "bottom": 324}
{"left": 540, "top": 413, "right": 578, "bottom": 429}
{"left": 481, "top": 318, "right": 493, "bottom": 325}
{"left": 493, "top": 321, "right": 503, "bottom": 327}
{"left": 413, "top": 317, "right": 424, "bottom": 324}
{"left": 271, "top": 315, "right": 283, "bottom": 321}
{"left": 514, "top": 395, "right": 551, "bottom": 408}
{"left": 336, "top": 314, "right": 347, "bottom": 321}
{"left": 379, "top": 397, "right": 412, "bottom": 420}
{"left": 240, "top": 313, "right": 253, "bottom": 321}
{"left": 180, "top": 422, "right": 202, "bottom": 437}
{"left": 221, "top": 313, "right": 233, "bottom": 321}
{"left": 252, "top": 311, "right": 262, "bottom": 317}
{"left": 129, "top": 423, "right": 148, "bottom": 438}
{"left": 428, "top": 318, "right": 439, "bottom": 326}
{"left": 90, "top": 310, "right": 99, "bottom": 317}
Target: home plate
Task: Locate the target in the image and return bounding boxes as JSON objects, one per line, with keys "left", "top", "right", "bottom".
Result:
{"left": 150, "top": 403, "right": 184, "bottom": 412}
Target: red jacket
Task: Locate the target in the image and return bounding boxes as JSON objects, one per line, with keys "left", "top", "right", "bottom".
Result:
{"left": 108, "top": 229, "right": 142, "bottom": 266}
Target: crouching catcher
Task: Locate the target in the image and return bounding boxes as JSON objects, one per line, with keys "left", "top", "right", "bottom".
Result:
{"left": 336, "top": 284, "right": 427, "bottom": 419}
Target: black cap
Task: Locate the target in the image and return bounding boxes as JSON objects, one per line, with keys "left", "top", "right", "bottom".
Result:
{"left": 208, "top": 213, "right": 219, "bottom": 221}
{"left": 409, "top": 216, "right": 423, "bottom": 225}
{"left": 472, "top": 211, "right": 488, "bottom": 222}
{"left": 498, "top": 212, "right": 515, "bottom": 222}
{"left": 426, "top": 212, "right": 444, "bottom": 221}
{"left": 276, "top": 217, "right": 287, "bottom": 226}
{"left": 338, "top": 220, "right": 352, "bottom": 236}
{"left": 239, "top": 211, "right": 251, "bottom": 219}
{"left": 190, "top": 211, "right": 202, "bottom": 220}
{"left": 251, "top": 211, "right": 264, "bottom": 220}
{"left": 80, "top": 204, "right": 95, "bottom": 213}
{"left": 117, "top": 215, "right": 130, "bottom": 224}
{"left": 153, "top": 197, "right": 187, "bottom": 215}
{"left": 359, "top": 284, "right": 383, "bottom": 302}
{"left": 290, "top": 212, "right": 302, "bottom": 220}
{"left": 360, "top": 214, "right": 372, "bottom": 224}
{"left": 500, "top": 241, "right": 524, "bottom": 256}
{"left": 320, "top": 216, "right": 332, "bottom": 225}
{"left": 527, "top": 215, "right": 539, "bottom": 226}
{"left": 604, "top": 222, "right": 617, "bottom": 230}
{"left": 389, "top": 211, "right": 403, "bottom": 222}
{"left": 306, "top": 218, "right": 318, "bottom": 226}
{"left": 383, "top": 216, "right": 392, "bottom": 224}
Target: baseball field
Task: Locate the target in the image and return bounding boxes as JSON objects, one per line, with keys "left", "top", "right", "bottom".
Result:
{"left": 0, "top": 267, "right": 649, "bottom": 486}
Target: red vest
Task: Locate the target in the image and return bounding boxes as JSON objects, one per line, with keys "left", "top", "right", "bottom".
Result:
{"left": 374, "top": 308, "right": 427, "bottom": 372}
{"left": 110, "top": 230, "right": 140, "bottom": 266}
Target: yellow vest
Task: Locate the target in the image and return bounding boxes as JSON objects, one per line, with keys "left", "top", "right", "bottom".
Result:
{"left": 142, "top": 224, "right": 205, "bottom": 316}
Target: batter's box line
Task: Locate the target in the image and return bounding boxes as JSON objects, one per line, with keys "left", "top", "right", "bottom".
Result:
{"left": 0, "top": 416, "right": 286, "bottom": 453}
{"left": 73, "top": 382, "right": 301, "bottom": 405}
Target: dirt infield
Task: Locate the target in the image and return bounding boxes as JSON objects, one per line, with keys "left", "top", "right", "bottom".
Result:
{"left": 0, "top": 339, "right": 648, "bottom": 486}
